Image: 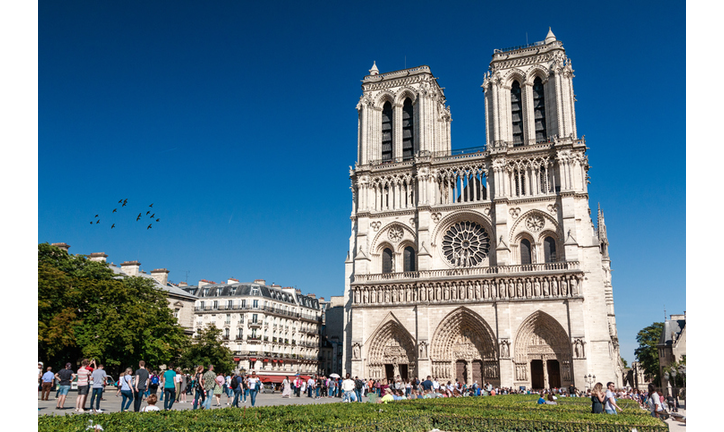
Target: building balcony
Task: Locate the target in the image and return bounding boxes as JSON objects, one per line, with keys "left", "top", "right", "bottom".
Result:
{"left": 246, "top": 336, "right": 262, "bottom": 344}
{"left": 248, "top": 321, "right": 262, "bottom": 328}
{"left": 352, "top": 261, "right": 580, "bottom": 284}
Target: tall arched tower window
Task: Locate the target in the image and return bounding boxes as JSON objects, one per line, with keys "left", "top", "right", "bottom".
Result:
{"left": 382, "top": 248, "right": 394, "bottom": 274}
{"left": 520, "top": 239, "right": 532, "bottom": 265}
{"left": 381, "top": 102, "right": 393, "bottom": 162}
{"left": 402, "top": 98, "right": 415, "bottom": 161}
{"left": 533, "top": 77, "right": 547, "bottom": 142}
{"left": 543, "top": 236, "right": 557, "bottom": 263}
{"left": 403, "top": 246, "right": 416, "bottom": 272}
{"left": 511, "top": 81, "right": 523, "bottom": 146}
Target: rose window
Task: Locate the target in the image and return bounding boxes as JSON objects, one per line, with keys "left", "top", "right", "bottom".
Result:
{"left": 526, "top": 215, "right": 545, "bottom": 232}
{"left": 442, "top": 221, "right": 490, "bottom": 267}
{"left": 388, "top": 226, "right": 404, "bottom": 243}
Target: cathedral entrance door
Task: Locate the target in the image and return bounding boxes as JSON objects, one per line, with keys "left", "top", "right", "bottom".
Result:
{"left": 384, "top": 364, "right": 394, "bottom": 382}
{"left": 530, "top": 360, "right": 544, "bottom": 389}
{"left": 399, "top": 364, "right": 409, "bottom": 381}
{"left": 456, "top": 360, "right": 467, "bottom": 384}
{"left": 547, "top": 360, "right": 561, "bottom": 388}
{"left": 472, "top": 360, "right": 483, "bottom": 384}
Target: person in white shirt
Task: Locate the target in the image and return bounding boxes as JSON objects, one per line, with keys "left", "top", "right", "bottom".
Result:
{"left": 341, "top": 373, "right": 356, "bottom": 402}
{"left": 141, "top": 394, "right": 160, "bottom": 412}
{"left": 647, "top": 384, "right": 663, "bottom": 418}
{"left": 604, "top": 382, "right": 622, "bottom": 414}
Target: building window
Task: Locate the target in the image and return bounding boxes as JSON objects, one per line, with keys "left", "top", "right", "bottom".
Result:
{"left": 382, "top": 248, "right": 394, "bottom": 274}
{"left": 253, "top": 299, "right": 259, "bottom": 308}
{"left": 381, "top": 101, "right": 393, "bottom": 162}
{"left": 533, "top": 77, "right": 547, "bottom": 142}
{"left": 544, "top": 236, "right": 557, "bottom": 263}
{"left": 511, "top": 81, "right": 523, "bottom": 146}
{"left": 520, "top": 239, "right": 532, "bottom": 265}
{"left": 173, "top": 308, "right": 180, "bottom": 319}
{"left": 403, "top": 246, "right": 416, "bottom": 272}
{"left": 402, "top": 98, "right": 414, "bottom": 161}
{"left": 213, "top": 300, "right": 218, "bottom": 309}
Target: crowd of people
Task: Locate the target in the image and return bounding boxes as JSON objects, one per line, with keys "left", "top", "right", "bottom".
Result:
{"left": 39, "top": 361, "right": 681, "bottom": 418}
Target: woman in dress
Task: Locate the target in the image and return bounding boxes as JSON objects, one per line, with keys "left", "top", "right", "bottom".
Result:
{"left": 591, "top": 382, "right": 605, "bottom": 413}
{"left": 177, "top": 368, "right": 187, "bottom": 403}
{"left": 192, "top": 365, "right": 205, "bottom": 410}
{"left": 282, "top": 376, "right": 292, "bottom": 398}
{"left": 214, "top": 372, "right": 225, "bottom": 406}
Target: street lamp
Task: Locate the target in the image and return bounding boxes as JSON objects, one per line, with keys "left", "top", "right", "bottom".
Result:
{"left": 585, "top": 374, "right": 596, "bottom": 390}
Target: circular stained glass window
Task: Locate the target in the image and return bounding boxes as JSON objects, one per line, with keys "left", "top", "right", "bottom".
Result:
{"left": 442, "top": 221, "right": 490, "bottom": 267}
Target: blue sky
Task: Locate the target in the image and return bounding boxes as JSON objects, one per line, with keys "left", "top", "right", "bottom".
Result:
{"left": 35, "top": 1, "right": 685, "bottom": 364}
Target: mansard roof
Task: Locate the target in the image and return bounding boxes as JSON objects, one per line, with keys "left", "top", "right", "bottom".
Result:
{"left": 108, "top": 264, "right": 197, "bottom": 301}
{"left": 183, "top": 281, "right": 319, "bottom": 310}
{"left": 659, "top": 315, "right": 686, "bottom": 347}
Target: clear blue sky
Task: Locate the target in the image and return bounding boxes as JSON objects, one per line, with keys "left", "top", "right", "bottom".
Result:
{"left": 37, "top": 0, "right": 685, "bottom": 364}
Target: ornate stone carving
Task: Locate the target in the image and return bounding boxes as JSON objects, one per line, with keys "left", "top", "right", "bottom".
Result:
{"left": 387, "top": 225, "right": 404, "bottom": 243}
{"left": 352, "top": 343, "right": 361, "bottom": 360}
{"left": 547, "top": 204, "right": 557, "bottom": 215}
{"left": 509, "top": 207, "right": 521, "bottom": 219}
{"left": 526, "top": 214, "right": 545, "bottom": 232}
{"left": 371, "top": 221, "right": 381, "bottom": 232}
{"left": 573, "top": 338, "right": 586, "bottom": 358}
{"left": 499, "top": 339, "right": 510, "bottom": 358}
{"left": 442, "top": 221, "right": 490, "bottom": 267}
{"left": 431, "top": 212, "right": 442, "bottom": 223}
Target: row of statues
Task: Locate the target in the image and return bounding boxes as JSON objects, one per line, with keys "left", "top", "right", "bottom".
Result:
{"left": 353, "top": 276, "right": 580, "bottom": 304}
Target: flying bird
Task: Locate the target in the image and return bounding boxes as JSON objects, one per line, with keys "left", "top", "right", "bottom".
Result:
{"left": 94, "top": 214, "right": 99, "bottom": 218}
{"left": 122, "top": 199, "right": 128, "bottom": 207}
{"left": 155, "top": 218, "right": 159, "bottom": 222}
{"left": 112, "top": 208, "right": 117, "bottom": 213}
{"left": 136, "top": 213, "right": 142, "bottom": 221}
{"left": 146, "top": 211, "right": 150, "bottom": 215}
{"left": 90, "top": 221, "right": 93, "bottom": 225}
{"left": 147, "top": 224, "right": 152, "bottom": 229}
{"left": 111, "top": 223, "right": 115, "bottom": 229}
{"left": 149, "top": 203, "right": 154, "bottom": 208}
{"left": 96, "top": 220, "right": 100, "bottom": 224}
{"left": 150, "top": 213, "right": 155, "bottom": 218}
{"left": 118, "top": 199, "right": 123, "bottom": 204}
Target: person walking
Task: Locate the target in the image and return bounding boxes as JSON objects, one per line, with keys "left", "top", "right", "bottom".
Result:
{"left": 202, "top": 365, "right": 217, "bottom": 410}
{"left": 214, "top": 372, "right": 225, "bottom": 406}
{"left": 40, "top": 366, "right": 54, "bottom": 401}
{"left": 89, "top": 363, "right": 107, "bottom": 413}
{"left": 246, "top": 370, "right": 261, "bottom": 407}
{"left": 133, "top": 360, "right": 150, "bottom": 412}
{"left": 75, "top": 359, "right": 92, "bottom": 412}
{"left": 648, "top": 384, "right": 664, "bottom": 418}
{"left": 604, "top": 382, "right": 623, "bottom": 414}
{"left": 178, "top": 368, "right": 187, "bottom": 403}
{"left": 231, "top": 372, "right": 243, "bottom": 407}
{"left": 148, "top": 371, "right": 160, "bottom": 397}
{"left": 192, "top": 366, "right": 206, "bottom": 410}
{"left": 161, "top": 366, "right": 177, "bottom": 410}
{"left": 116, "top": 368, "right": 134, "bottom": 412}
{"left": 342, "top": 374, "right": 356, "bottom": 402}
{"left": 55, "top": 363, "right": 75, "bottom": 410}
{"left": 591, "top": 382, "right": 605, "bottom": 414}
{"left": 282, "top": 376, "right": 292, "bottom": 398}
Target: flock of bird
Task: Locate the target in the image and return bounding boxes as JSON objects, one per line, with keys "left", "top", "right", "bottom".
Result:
{"left": 90, "top": 199, "right": 160, "bottom": 229}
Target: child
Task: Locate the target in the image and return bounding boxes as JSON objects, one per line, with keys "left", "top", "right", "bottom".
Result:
{"left": 141, "top": 394, "right": 160, "bottom": 412}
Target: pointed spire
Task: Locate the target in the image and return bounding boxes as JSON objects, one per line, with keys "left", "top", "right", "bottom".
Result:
{"left": 545, "top": 27, "right": 556, "bottom": 44}
{"left": 369, "top": 61, "right": 379, "bottom": 76}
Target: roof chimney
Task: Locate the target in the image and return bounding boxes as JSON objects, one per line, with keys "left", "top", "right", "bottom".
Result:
{"left": 151, "top": 268, "right": 170, "bottom": 286}
{"left": 178, "top": 281, "right": 188, "bottom": 287}
{"left": 51, "top": 242, "right": 70, "bottom": 252}
{"left": 198, "top": 279, "right": 214, "bottom": 288}
{"left": 120, "top": 261, "right": 141, "bottom": 276}
{"left": 253, "top": 279, "right": 266, "bottom": 286}
{"left": 88, "top": 252, "right": 108, "bottom": 263}
{"left": 308, "top": 293, "right": 316, "bottom": 299}
{"left": 228, "top": 278, "right": 239, "bottom": 284}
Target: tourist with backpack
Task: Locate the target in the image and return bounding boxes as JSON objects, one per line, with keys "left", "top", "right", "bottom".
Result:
{"left": 149, "top": 371, "right": 160, "bottom": 397}
{"left": 354, "top": 376, "right": 364, "bottom": 402}
{"left": 231, "top": 372, "right": 244, "bottom": 407}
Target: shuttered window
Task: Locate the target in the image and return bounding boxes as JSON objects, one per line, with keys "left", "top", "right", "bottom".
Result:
{"left": 544, "top": 236, "right": 557, "bottom": 263}
{"left": 402, "top": 98, "right": 414, "bottom": 161}
{"left": 403, "top": 246, "right": 416, "bottom": 272}
{"left": 533, "top": 77, "right": 547, "bottom": 142}
{"left": 382, "top": 248, "right": 394, "bottom": 274}
{"left": 520, "top": 239, "right": 532, "bottom": 265}
{"left": 382, "top": 102, "right": 393, "bottom": 162}
{"left": 511, "top": 81, "right": 523, "bottom": 146}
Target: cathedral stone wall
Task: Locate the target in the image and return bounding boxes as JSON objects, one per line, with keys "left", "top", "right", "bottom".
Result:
{"left": 343, "top": 30, "right": 623, "bottom": 390}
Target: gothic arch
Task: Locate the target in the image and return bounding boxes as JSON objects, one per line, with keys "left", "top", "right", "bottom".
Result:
{"left": 395, "top": 87, "right": 418, "bottom": 105}
{"left": 525, "top": 65, "right": 550, "bottom": 85}
{"left": 371, "top": 222, "right": 417, "bottom": 255}
{"left": 429, "top": 307, "right": 499, "bottom": 385}
{"left": 509, "top": 209, "right": 560, "bottom": 245}
{"left": 374, "top": 91, "right": 396, "bottom": 109}
{"left": 365, "top": 315, "right": 417, "bottom": 380}
{"left": 512, "top": 310, "right": 573, "bottom": 387}
{"left": 503, "top": 69, "right": 526, "bottom": 88}
{"left": 431, "top": 210, "right": 494, "bottom": 268}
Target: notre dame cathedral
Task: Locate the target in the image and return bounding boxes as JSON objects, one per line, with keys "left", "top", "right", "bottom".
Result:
{"left": 342, "top": 29, "right": 624, "bottom": 390}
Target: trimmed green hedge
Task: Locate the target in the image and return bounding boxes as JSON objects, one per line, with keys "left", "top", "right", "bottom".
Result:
{"left": 38, "top": 395, "right": 667, "bottom": 432}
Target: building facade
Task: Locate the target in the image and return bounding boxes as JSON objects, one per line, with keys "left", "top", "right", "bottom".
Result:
{"left": 343, "top": 29, "right": 624, "bottom": 390}
{"left": 658, "top": 312, "right": 686, "bottom": 396}
{"left": 184, "top": 279, "right": 323, "bottom": 378}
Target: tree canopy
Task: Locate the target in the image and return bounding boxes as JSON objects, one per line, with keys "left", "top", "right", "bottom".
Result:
{"left": 634, "top": 321, "right": 664, "bottom": 385}
{"left": 38, "top": 243, "right": 187, "bottom": 377}
{"left": 177, "top": 324, "right": 235, "bottom": 375}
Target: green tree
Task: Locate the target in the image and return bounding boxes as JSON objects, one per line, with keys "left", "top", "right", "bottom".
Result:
{"left": 38, "top": 243, "right": 187, "bottom": 377}
{"left": 634, "top": 322, "right": 664, "bottom": 385}
{"left": 178, "top": 325, "right": 235, "bottom": 374}
{"left": 620, "top": 356, "right": 628, "bottom": 369}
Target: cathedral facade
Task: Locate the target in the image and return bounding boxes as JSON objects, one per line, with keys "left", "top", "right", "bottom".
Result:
{"left": 343, "top": 29, "right": 624, "bottom": 390}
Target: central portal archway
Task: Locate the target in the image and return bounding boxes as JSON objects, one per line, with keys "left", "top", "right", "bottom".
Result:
{"left": 430, "top": 307, "right": 499, "bottom": 386}
{"left": 513, "top": 311, "right": 572, "bottom": 390}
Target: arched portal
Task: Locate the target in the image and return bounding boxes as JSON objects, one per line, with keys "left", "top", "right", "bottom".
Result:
{"left": 366, "top": 320, "right": 417, "bottom": 381}
{"left": 430, "top": 307, "right": 499, "bottom": 386}
{"left": 513, "top": 311, "right": 572, "bottom": 389}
